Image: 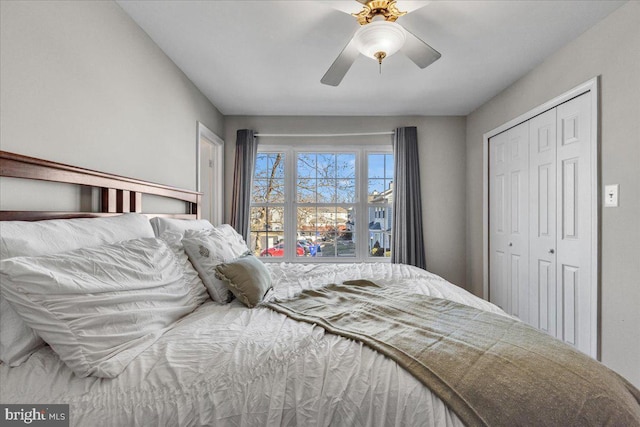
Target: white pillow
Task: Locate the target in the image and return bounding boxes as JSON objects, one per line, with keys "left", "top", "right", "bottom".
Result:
{"left": 149, "top": 217, "right": 213, "bottom": 237}
{"left": 181, "top": 228, "right": 242, "bottom": 303}
{"left": 0, "top": 213, "right": 154, "bottom": 260}
{"left": 0, "top": 213, "right": 155, "bottom": 366}
{"left": 213, "top": 224, "right": 251, "bottom": 257}
{"left": 157, "top": 230, "right": 210, "bottom": 305}
{"left": 0, "top": 238, "right": 201, "bottom": 378}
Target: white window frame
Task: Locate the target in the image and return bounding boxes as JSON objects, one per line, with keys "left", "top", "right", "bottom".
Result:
{"left": 253, "top": 143, "right": 393, "bottom": 263}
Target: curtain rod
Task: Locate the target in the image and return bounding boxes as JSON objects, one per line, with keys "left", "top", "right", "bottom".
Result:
{"left": 254, "top": 131, "right": 394, "bottom": 138}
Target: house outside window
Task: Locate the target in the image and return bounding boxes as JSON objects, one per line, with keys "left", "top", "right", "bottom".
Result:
{"left": 249, "top": 145, "right": 393, "bottom": 262}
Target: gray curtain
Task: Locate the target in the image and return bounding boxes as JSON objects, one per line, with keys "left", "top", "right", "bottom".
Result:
{"left": 391, "top": 127, "right": 426, "bottom": 269}
{"left": 230, "top": 129, "right": 257, "bottom": 241}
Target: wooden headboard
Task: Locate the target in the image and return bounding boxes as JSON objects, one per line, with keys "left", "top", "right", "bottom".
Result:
{"left": 0, "top": 151, "right": 201, "bottom": 221}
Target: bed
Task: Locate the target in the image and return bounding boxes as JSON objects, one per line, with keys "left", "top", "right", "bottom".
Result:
{"left": 1, "top": 150, "right": 638, "bottom": 427}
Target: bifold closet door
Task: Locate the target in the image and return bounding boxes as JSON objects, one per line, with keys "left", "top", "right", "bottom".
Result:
{"left": 555, "top": 92, "right": 594, "bottom": 355}
{"left": 489, "top": 90, "right": 596, "bottom": 358}
{"left": 489, "top": 122, "right": 529, "bottom": 322}
{"left": 529, "top": 108, "right": 558, "bottom": 337}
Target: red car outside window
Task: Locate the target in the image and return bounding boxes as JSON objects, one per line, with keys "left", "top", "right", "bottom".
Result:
{"left": 260, "top": 243, "right": 305, "bottom": 257}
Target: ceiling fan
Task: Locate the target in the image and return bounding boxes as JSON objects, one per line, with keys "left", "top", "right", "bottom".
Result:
{"left": 321, "top": 0, "right": 441, "bottom": 86}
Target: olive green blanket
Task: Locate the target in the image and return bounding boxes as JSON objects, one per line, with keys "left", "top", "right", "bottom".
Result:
{"left": 265, "top": 280, "right": 640, "bottom": 426}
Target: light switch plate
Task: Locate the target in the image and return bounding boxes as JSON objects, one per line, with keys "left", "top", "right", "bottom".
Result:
{"left": 604, "top": 184, "right": 619, "bottom": 207}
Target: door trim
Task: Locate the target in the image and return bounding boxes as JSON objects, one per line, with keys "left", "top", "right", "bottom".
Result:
{"left": 482, "top": 77, "right": 599, "bottom": 356}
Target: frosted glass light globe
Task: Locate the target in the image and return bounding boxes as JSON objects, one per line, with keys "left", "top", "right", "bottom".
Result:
{"left": 353, "top": 20, "right": 406, "bottom": 62}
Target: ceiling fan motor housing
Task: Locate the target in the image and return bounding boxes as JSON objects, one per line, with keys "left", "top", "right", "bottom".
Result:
{"left": 353, "top": 0, "right": 407, "bottom": 25}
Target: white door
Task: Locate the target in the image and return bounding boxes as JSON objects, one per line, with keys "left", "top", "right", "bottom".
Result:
{"left": 489, "top": 130, "right": 509, "bottom": 312}
{"left": 555, "top": 92, "right": 594, "bottom": 355}
{"left": 197, "top": 123, "right": 224, "bottom": 225}
{"left": 199, "top": 140, "right": 214, "bottom": 222}
{"left": 486, "top": 83, "right": 598, "bottom": 359}
{"left": 489, "top": 121, "right": 529, "bottom": 322}
{"left": 529, "top": 108, "right": 558, "bottom": 335}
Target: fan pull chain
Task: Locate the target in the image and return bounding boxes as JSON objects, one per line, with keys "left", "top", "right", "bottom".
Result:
{"left": 374, "top": 51, "right": 387, "bottom": 75}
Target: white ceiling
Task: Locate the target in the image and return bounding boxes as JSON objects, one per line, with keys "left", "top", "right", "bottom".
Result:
{"left": 117, "top": 0, "right": 625, "bottom": 116}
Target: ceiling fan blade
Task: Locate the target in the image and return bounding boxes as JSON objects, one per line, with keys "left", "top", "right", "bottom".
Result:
{"left": 401, "top": 27, "right": 441, "bottom": 69}
{"left": 321, "top": 37, "right": 360, "bottom": 86}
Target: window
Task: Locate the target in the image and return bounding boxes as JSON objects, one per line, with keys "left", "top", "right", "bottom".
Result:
{"left": 249, "top": 146, "right": 393, "bottom": 262}
{"left": 296, "top": 153, "right": 356, "bottom": 258}
{"left": 249, "top": 153, "right": 285, "bottom": 257}
{"left": 367, "top": 153, "right": 393, "bottom": 257}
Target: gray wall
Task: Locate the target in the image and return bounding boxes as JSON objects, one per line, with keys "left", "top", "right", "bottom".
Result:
{"left": 225, "top": 116, "right": 468, "bottom": 287}
{"left": 465, "top": 1, "right": 640, "bottom": 386}
{"left": 0, "top": 0, "right": 224, "bottom": 211}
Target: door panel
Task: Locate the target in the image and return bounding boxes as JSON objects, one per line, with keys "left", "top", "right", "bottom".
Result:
{"left": 489, "top": 122, "right": 529, "bottom": 321}
{"left": 199, "top": 140, "right": 214, "bottom": 222}
{"left": 489, "top": 131, "right": 509, "bottom": 312}
{"left": 562, "top": 158, "right": 578, "bottom": 239}
{"left": 537, "top": 260, "right": 552, "bottom": 333}
{"left": 556, "top": 92, "right": 592, "bottom": 354}
{"left": 562, "top": 264, "right": 579, "bottom": 345}
{"left": 507, "top": 123, "right": 529, "bottom": 322}
{"left": 528, "top": 108, "right": 557, "bottom": 334}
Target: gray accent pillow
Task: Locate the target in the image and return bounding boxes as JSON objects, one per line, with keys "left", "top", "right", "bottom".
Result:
{"left": 182, "top": 229, "right": 236, "bottom": 303}
{"left": 215, "top": 255, "right": 272, "bottom": 308}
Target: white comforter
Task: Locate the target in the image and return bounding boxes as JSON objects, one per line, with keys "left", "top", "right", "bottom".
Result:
{"left": 0, "top": 263, "right": 504, "bottom": 427}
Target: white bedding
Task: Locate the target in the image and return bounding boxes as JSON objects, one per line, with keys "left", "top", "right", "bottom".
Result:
{"left": 0, "top": 262, "right": 504, "bottom": 427}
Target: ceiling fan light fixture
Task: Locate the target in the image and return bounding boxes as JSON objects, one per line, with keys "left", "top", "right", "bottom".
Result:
{"left": 353, "top": 20, "right": 406, "bottom": 63}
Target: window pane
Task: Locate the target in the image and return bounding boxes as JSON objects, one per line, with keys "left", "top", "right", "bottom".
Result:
{"left": 337, "top": 179, "right": 356, "bottom": 203}
{"left": 297, "top": 153, "right": 316, "bottom": 178}
{"left": 297, "top": 207, "right": 321, "bottom": 258}
{"left": 254, "top": 154, "right": 270, "bottom": 179}
{"left": 250, "top": 206, "right": 266, "bottom": 232}
{"left": 252, "top": 179, "right": 268, "bottom": 203}
{"left": 317, "top": 178, "right": 336, "bottom": 203}
{"left": 252, "top": 179, "right": 285, "bottom": 203}
{"left": 297, "top": 178, "right": 316, "bottom": 203}
{"left": 317, "top": 153, "right": 336, "bottom": 178}
{"left": 255, "top": 153, "right": 285, "bottom": 180}
{"left": 368, "top": 206, "right": 392, "bottom": 257}
{"left": 267, "top": 179, "right": 285, "bottom": 203}
{"left": 337, "top": 154, "right": 356, "bottom": 178}
{"left": 337, "top": 206, "right": 355, "bottom": 257}
{"left": 317, "top": 207, "right": 336, "bottom": 230}
{"left": 383, "top": 180, "right": 393, "bottom": 204}
{"left": 368, "top": 179, "right": 385, "bottom": 202}
{"left": 268, "top": 153, "right": 285, "bottom": 179}
{"left": 385, "top": 154, "right": 394, "bottom": 179}
{"left": 368, "top": 154, "right": 385, "bottom": 178}
{"left": 318, "top": 237, "right": 335, "bottom": 257}
{"left": 316, "top": 207, "right": 336, "bottom": 257}
{"left": 297, "top": 207, "right": 316, "bottom": 234}
{"left": 249, "top": 207, "right": 284, "bottom": 258}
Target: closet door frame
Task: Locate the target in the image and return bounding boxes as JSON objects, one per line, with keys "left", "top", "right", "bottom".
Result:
{"left": 482, "top": 76, "right": 599, "bottom": 358}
